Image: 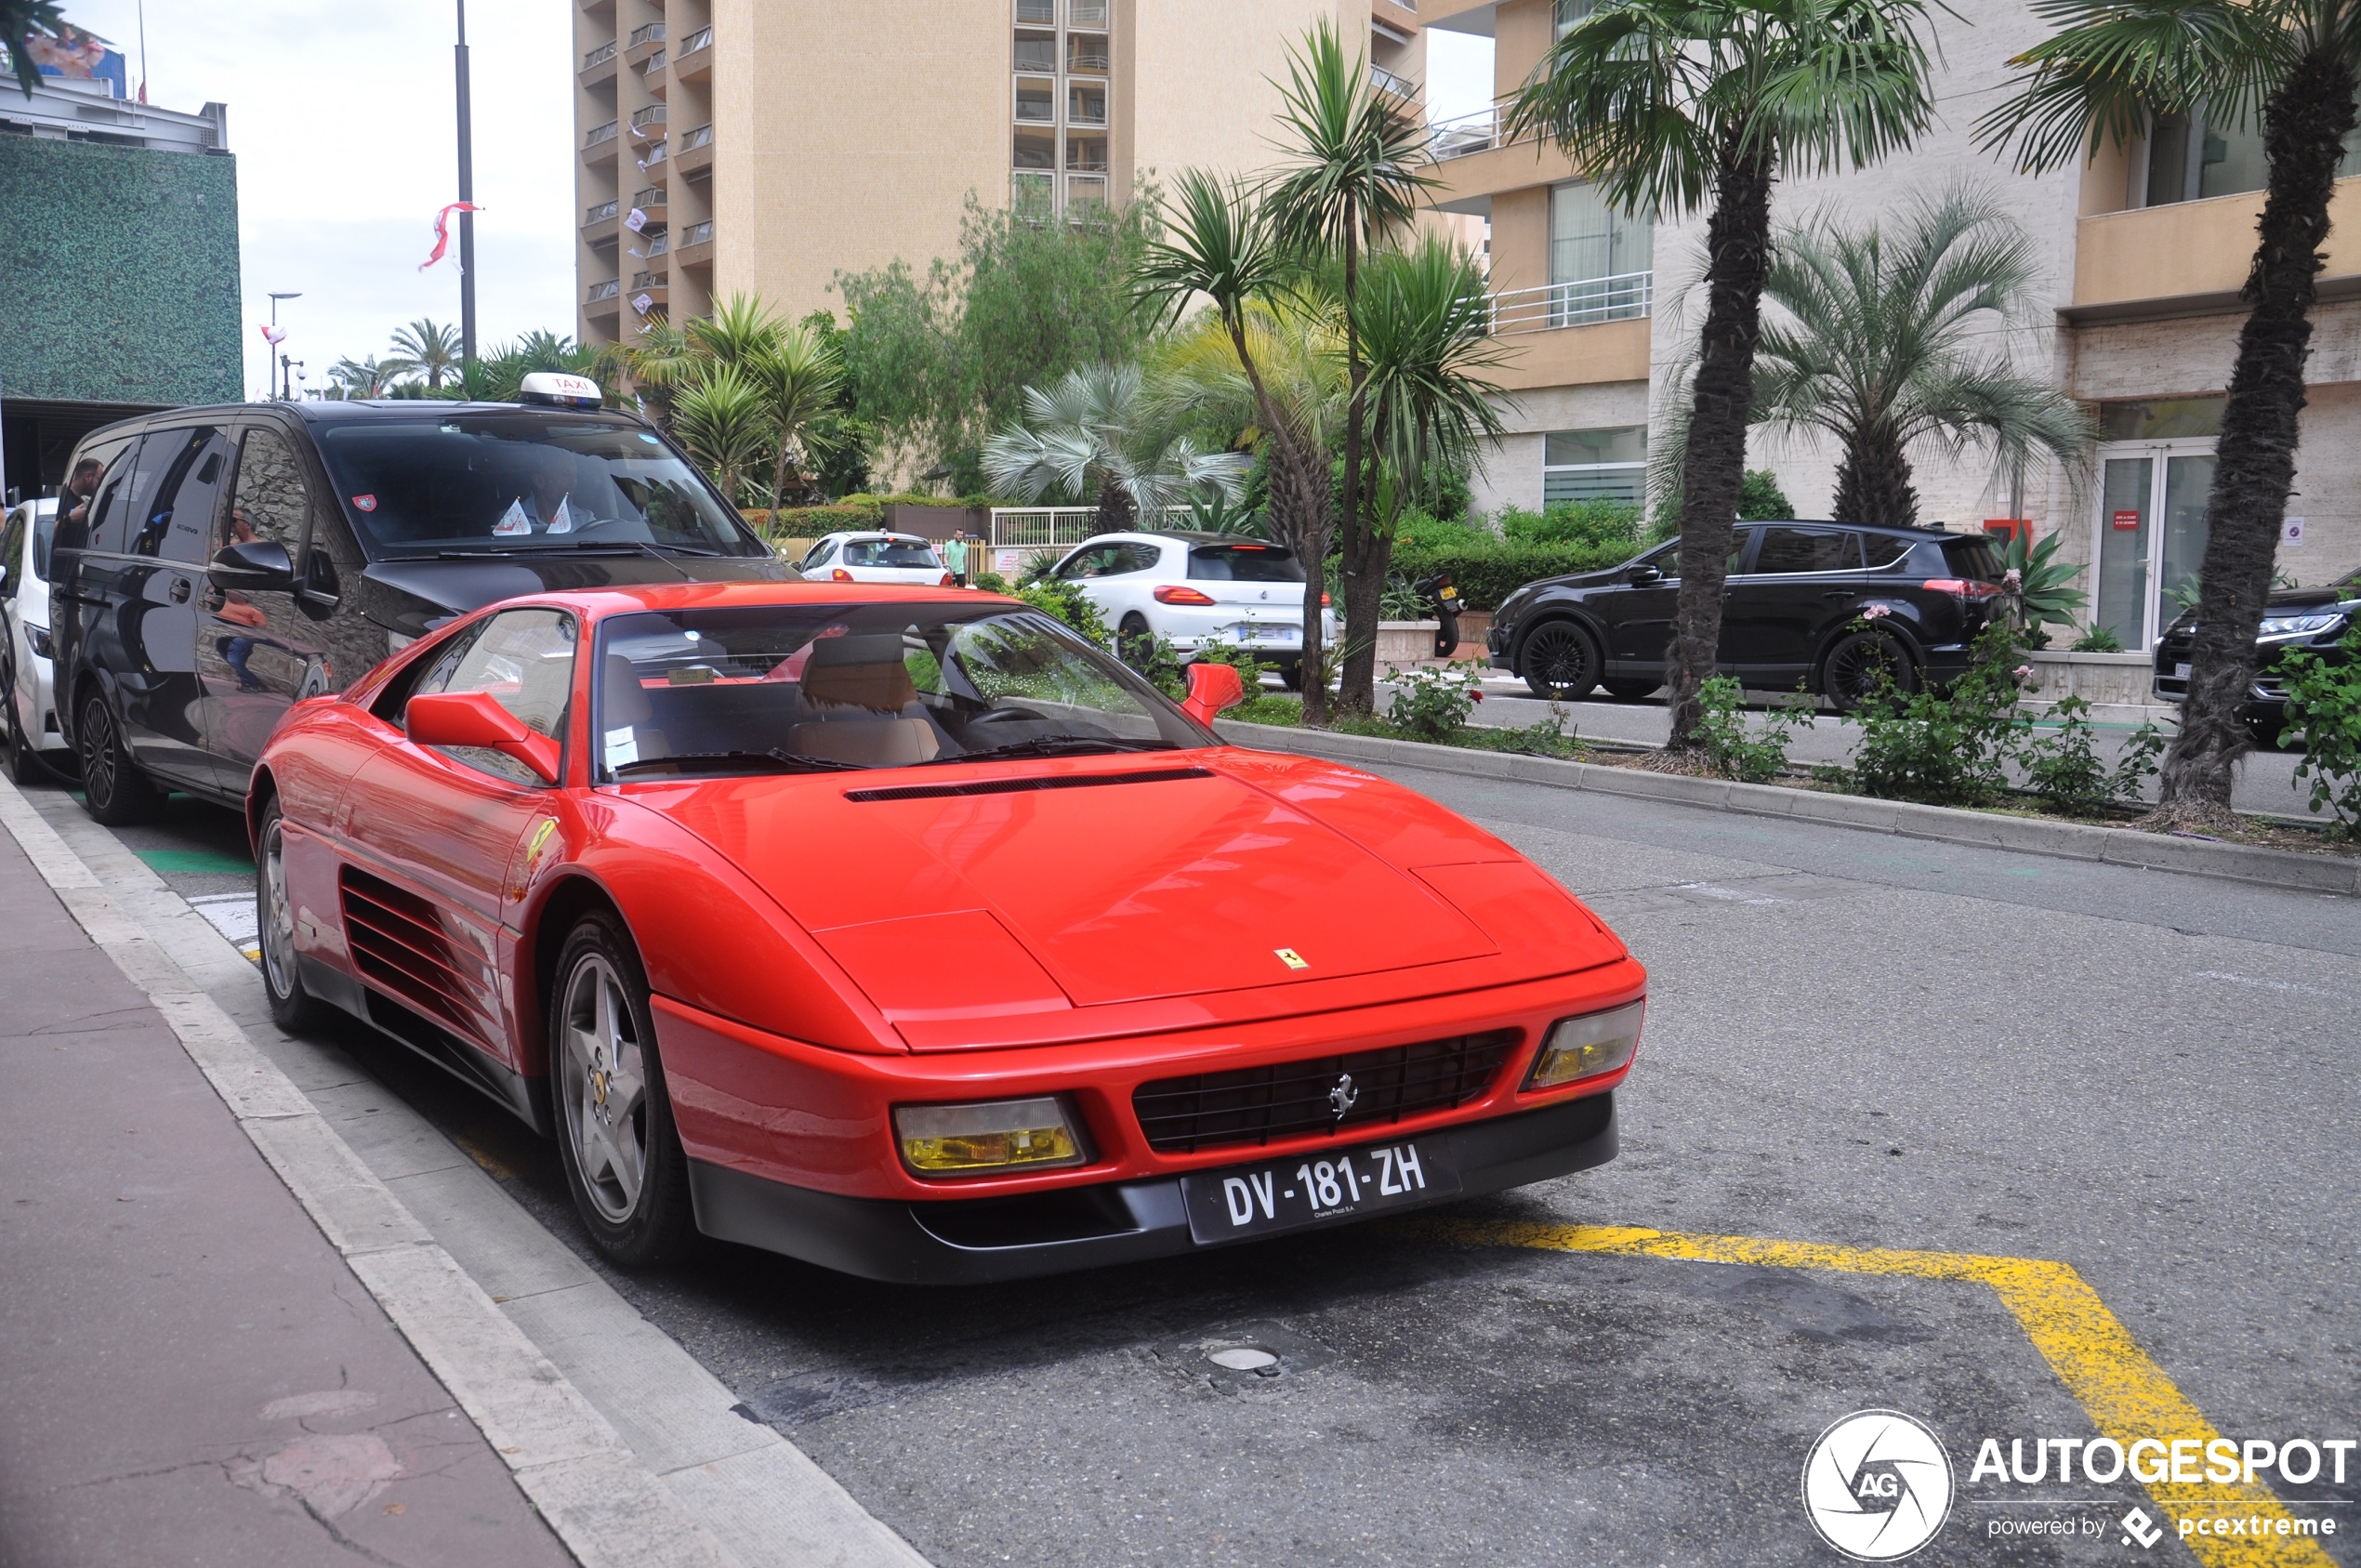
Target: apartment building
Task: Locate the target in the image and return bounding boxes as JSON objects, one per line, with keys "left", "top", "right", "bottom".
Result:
{"left": 572, "top": 1, "right": 1426, "bottom": 349}
{"left": 1423, "top": 0, "right": 2361, "bottom": 651}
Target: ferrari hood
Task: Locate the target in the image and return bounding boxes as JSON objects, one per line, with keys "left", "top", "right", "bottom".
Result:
{"left": 649, "top": 758, "right": 1505, "bottom": 1012}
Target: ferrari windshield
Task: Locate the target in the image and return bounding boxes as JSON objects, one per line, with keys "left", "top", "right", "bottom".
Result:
{"left": 593, "top": 602, "right": 1209, "bottom": 780}
{"left": 313, "top": 413, "right": 766, "bottom": 558}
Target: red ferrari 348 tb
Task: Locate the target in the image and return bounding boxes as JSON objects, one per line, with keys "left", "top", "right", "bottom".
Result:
{"left": 251, "top": 583, "right": 1645, "bottom": 1281}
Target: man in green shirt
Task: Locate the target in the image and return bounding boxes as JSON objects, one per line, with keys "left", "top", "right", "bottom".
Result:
{"left": 943, "top": 534, "right": 969, "bottom": 586}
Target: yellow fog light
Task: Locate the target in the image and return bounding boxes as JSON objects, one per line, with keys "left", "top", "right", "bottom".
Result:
{"left": 894, "top": 1097, "right": 1086, "bottom": 1176}
{"left": 1525, "top": 1001, "right": 1645, "bottom": 1090}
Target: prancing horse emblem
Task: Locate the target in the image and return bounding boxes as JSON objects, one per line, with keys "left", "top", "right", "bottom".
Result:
{"left": 1328, "top": 1073, "right": 1359, "bottom": 1119}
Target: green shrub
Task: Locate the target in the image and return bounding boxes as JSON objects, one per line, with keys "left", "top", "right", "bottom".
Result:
{"left": 1695, "top": 677, "right": 1809, "bottom": 784}
{"left": 1737, "top": 469, "right": 1794, "bottom": 520}
{"left": 1015, "top": 578, "right": 1109, "bottom": 646}
{"left": 2068, "top": 625, "right": 2124, "bottom": 653}
{"left": 1500, "top": 498, "right": 1643, "bottom": 553}
{"left": 1390, "top": 538, "right": 1635, "bottom": 612}
{"left": 1393, "top": 507, "right": 1488, "bottom": 550}
{"left": 1843, "top": 622, "right": 2029, "bottom": 805}
{"left": 2018, "top": 696, "right": 2163, "bottom": 813}
{"left": 972, "top": 571, "right": 1011, "bottom": 595}
{"left": 1188, "top": 640, "right": 1270, "bottom": 687}
{"left": 764, "top": 501, "right": 879, "bottom": 535}
{"left": 1386, "top": 665, "right": 1485, "bottom": 742}
{"left": 2281, "top": 627, "right": 2361, "bottom": 837}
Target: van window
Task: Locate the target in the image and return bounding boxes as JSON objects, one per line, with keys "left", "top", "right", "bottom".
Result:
{"left": 225, "top": 428, "right": 313, "bottom": 556}
{"left": 136, "top": 427, "right": 236, "bottom": 565}
{"left": 75, "top": 437, "right": 144, "bottom": 556}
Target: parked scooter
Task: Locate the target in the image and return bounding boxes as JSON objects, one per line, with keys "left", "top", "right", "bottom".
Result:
{"left": 1415, "top": 571, "right": 1462, "bottom": 659}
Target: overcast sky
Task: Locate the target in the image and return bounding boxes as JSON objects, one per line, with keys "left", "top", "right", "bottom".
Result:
{"left": 60, "top": 3, "right": 1493, "bottom": 402}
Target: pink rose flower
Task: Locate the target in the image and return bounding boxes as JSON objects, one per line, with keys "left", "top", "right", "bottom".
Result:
{"left": 1862, "top": 603, "right": 1891, "bottom": 621}
{"left": 2013, "top": 665, "right": 2034, "bottom": 682}
{"left": 2004, "top": 568, "right": 2023, "bottom": 589}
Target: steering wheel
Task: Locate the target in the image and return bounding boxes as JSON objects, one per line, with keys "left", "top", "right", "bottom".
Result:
{"left": 971, "top": 706, "right": 1047, "bottom": 724}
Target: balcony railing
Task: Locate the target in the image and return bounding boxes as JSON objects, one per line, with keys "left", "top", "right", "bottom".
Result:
{"left": 586, "top": 199, "right": 619, "bottom": 223}
{"left": 631, "top": 270, "right": 663, "bottom": 290}
{"left": 1014, "top": 38, "right": 1058, "bottom": 72}
{"left": 587, "top": 278, "right": 620, "bottom": 303}
{"left": 679, "top": 25, "right": 712, "bottom": 55}
{"left": 585, "top": 119, "right": 619, "bottom": 148}
{"left": 632, "top": 186, "right": 666, "bottom": 208}
{"left": 644, "top": 47, "right": 665, "bottom": 72}
{"left": 1071, "top": 0, "right": 1108, "bottom": 23}
{"left": 1015, "top": 0, "right": 1055, "bottom": 20}
{"left": 1489, "top": 272, "right": 1654, "bottom": 334}
{"left": 1068, "top": 35, "right": 1110, "bottom": 72}
{"left": 680, "top": 123, "right": 713, "bottom": 152}
{"left": 642, "top": 138, "right": 667, "bottom": 165}
{"left": 1431, "top": 101, "right": 1511, "bottom": 161}
{"left": 627, "top": 20, "right": 665, "bottom": 46}
{"left": 583, "top": 41, "right": 617, "bottom": 69}
{"left": 630, "top": 104, "right": 666, "bottom": 130}
{"left": 680, "top": 219, "right": 714, "bottom": 246}
{"left": 1371, "top": 64, "right": 1418, "bottom": 100}
{"left": 647, "top": 231, "right": 669, "bottom": 257}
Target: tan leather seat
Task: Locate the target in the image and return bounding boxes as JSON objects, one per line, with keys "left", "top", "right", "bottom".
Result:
{"left": 601, "top": 652, "right": 671, "bottom": 760}
{"left": 791, "top": 632, "right": 940, "bottom": 765}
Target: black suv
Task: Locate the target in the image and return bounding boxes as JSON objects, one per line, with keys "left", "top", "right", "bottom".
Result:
{"left": 1487, "top": 521, "right": 2008, "bottom": 708}
{"left": 2152, "top": 568, "right": 2357, "bottom": 747}
{"left": 50, "top": 396, "right": 789, "bottom": 824}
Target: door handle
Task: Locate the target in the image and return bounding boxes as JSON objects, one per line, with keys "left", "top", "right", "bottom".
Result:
{"left": 1822, "top": 589, "right": 1854, "bottom": 600}
{"left": 169, "top": 577, "right": 191, "bottom": 603}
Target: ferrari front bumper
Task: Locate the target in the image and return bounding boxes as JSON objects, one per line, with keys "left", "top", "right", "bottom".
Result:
{"left": 685, "top": 1090, "right": 1616, "bottom": 1284}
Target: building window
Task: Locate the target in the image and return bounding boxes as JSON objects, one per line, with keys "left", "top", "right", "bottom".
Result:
{"left": 1070, "top": 0, "right": 1107, "bottom": 23}
{"left": 1554, "top": 0, "right": 1596, "bottom": 36}
{"left": 1014, "top": 29, "right": 1058, "bottom": 73}
{"left": 1549, "top": 180, "right": 1652, "bottom": 326}
{"left": 1015, "top": 0, "right": 1056, "bottom": 21}
{"left": 1067, "top": 32, "right": 1109, "bottom": 73}
{"left": 1014, "top": 128, "right": 1056, "bottom": 169}
{"left": 2138, "top": 112, "right": 2266, "bottom": 206}
{"left": 1068, "top": 81, "right": 1107, "bottom": 126}
{"left": 1015, "top": 77, "right": 1055, "bottom": 122}
{"left": 1543, "top": 427, "right": 1645, "bottom": 505}
{"left": 1012, "top": 0, "right": 1115, "bottom": 216}
{"left": 1065, "top": 133, "right": 1107, "bottom": 173}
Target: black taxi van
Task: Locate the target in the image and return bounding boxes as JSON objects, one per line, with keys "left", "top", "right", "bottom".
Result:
{"left": 49, "top": 377, "right": 791, "bottom": 823}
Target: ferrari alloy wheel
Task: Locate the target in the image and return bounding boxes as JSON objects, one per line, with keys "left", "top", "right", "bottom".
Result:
{"left": 1821, "top": 631, "right": 1915, "bottom": 714}
{"left": 552, "top": 913, "right": 695, "bottom": 1266}
{"left": 1518, "top": 621, "right": 1601, "bottom": 702}
{"left": 257, "top": 801, "right": 327, "bottom": 1030}
{"left": 76, "top": 691, "right": 161, "bottom": 824}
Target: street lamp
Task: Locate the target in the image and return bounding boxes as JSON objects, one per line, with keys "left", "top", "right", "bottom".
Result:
{"left": 268, "top": 292, "right": 302, "bottom": 401}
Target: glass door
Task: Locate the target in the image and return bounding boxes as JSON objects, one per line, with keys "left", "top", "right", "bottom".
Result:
{"left": 2091, "top": 442, "right": 2216, "bottom": 649}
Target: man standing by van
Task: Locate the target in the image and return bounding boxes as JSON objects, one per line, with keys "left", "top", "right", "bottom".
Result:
{"left": 56, "top": 457, "right": 102, "bottom": 531}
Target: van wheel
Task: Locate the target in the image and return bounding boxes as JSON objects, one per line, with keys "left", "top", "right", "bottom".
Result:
{"left": 76, "top": 692, "right": 161, "bottom": 824}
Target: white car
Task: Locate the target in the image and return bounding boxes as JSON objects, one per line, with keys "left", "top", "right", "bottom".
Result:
{"left": 1046, "top": 531, "right": 1335, "bottom": 689}
{"left": 797, "top": 531, "right": 954, "bottom": 586}
{"left": 0, "top": 497, "right": 70, "bottom": 782}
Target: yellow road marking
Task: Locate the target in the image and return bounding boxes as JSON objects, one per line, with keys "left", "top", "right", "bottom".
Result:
{"left": 1421, "top": 1219, "right": 2332, "bottom": 1568}
{"left": 450, "top": 1131, "right": 517, "bottom": 1182}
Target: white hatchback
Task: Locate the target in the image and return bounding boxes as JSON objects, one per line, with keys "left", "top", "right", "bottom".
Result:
{"left": 1, "top": 497, "right": 70, "bottom": 781}
{"left": 798, "top": 532, "right": 954, "bottom": 586}
{"left": 1046, "top": 532, "right": 1334, "bottom": 689}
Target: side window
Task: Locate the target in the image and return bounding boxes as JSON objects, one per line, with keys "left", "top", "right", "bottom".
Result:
{"left": 79, "top": 437, "right": 145, "bottom": 556}
{"left": 1115, "top": 544, "right": 1162, "bottom": 574}
{"left": 1058, "top": 545, "right": 1129, "bottom": 579}
{"left": 0, "top": 507, "right": 24, "bottom": 586}
{"left": 415, "top": 609, "right": 577, "bottom": 784}
{"left": 1650, "top": 532, "right": 1753, "bottom": 579}
{"left": 1862, "top": 533, "right": 1912, "bottom": 569}
{"left": 136, "top": 427, "right": 236, "bottom": 564}
{"left": 1751, "top": 527, "right": 1861, "bottom": 575}
{"left": 224, "top": 428, "right": 314, "bottom": 557}
{"left": 800, "top": 539, "right": 835, "bottom": 571}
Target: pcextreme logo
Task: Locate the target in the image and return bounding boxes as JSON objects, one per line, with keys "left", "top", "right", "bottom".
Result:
{"left": 1802, "top": 1410, "right": 1956, "bottom": 1561}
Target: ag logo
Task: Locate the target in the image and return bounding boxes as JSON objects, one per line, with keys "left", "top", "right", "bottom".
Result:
{"left": 1801, "top": 1409, "right": 1953, "bottom": 1561}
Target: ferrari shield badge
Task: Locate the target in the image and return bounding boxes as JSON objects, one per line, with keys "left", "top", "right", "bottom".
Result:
{"left": 1274, "top": 948, "right": 1309, "bottom": 970}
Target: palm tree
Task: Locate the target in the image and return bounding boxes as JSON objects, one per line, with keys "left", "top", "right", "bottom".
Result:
{"left": 672, "top": 362, "right": 772, "bottom": 508}
{"left": 1355, "top": 238, "right": 1510, "bottom": 535}
{"left": 1654, "top": 188, "right": 2091, "bottom": 528}
{"left": 744, "top": 321, "right": 846, "bottom": 512}
{"left": 982, "top": 363, "right": 1249, "bottom": 536}
{"left": 1981, "top": 0, "right": 2361, "bottom": 829}
{"left": 595, "top": 319, "right": 701, "bottom": 428}
{"left": 385, "top": 318, "right": 462, "bottom": 390}
{"left": 1506, "top": 0, "right": 1941, "bottom": 755}
{"left": 324, "top": 354, "right": 399, "bottom": 400}
{"left": 1266, "top": 19, "right": 1436, "bottom": 716}
{"left": 1134, "top": 171, "right": 1340, "bottom": 722}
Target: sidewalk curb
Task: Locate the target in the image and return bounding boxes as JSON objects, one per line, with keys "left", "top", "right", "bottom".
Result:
{"left": 1214, "top": 720, "right": 2361, "bottom": 896}
{"left": 0, "top": 777, "right": 743, "bottom": 1568}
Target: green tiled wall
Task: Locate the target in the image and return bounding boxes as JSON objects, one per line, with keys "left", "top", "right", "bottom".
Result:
{"left": 0, "top": 136, "right": 242, "bottom": 405}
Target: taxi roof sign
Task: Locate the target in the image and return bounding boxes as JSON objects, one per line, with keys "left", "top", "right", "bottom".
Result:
{"left": 519, "top": 372, "right": 604, "bottom": 409}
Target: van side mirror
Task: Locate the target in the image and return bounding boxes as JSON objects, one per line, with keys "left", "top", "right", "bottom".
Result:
{"left": 405, "top": 691, "right": 562, "bottom": 784}
{"left": 210, "top": 538, "right": 297, "bottom": 591}
{"left": 1181, "top": 661, "right": 1246, "bottom": 727}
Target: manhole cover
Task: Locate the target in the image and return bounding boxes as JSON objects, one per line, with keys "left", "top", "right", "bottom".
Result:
{"left": 1207, "top": 1347, "right": 1278, "bottom": 1372}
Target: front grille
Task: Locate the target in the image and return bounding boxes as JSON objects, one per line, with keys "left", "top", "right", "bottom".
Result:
{"left": 1133, "top": 1030, "right": 1523, "bottom": 1155}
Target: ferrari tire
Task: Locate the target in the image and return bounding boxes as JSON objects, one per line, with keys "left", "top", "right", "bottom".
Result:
{"left": 256, "top": 799, "right": 330, "bottom": 1031}
{"left": 551, "top": 910, "right": 696, "bottom": 1268}
{"left": 76, "top": 690, "right": 161, "bottom": 824}
{"left": 1820, "top": 631, "right": 1916, "bottom": 714}
{"left": 1518, "top": 621, "right": 1601, "bottom": 702}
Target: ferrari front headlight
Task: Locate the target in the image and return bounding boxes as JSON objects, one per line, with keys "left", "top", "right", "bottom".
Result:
{"left": 894, "top": 1096, "right": 1085, "bottom": 1176}
{"left": 1525, "top": 1001, "right": 1645, "bottom": 1090}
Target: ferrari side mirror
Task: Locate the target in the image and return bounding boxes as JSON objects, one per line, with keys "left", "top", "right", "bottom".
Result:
{"left": 406, "top": 690, "right": 562, "bottom": 784}
{"left": 1181, "top": 661, "right": 1246, "bottom": 727}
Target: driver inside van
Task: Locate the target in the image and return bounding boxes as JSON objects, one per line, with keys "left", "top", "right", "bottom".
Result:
{"left": 492, "top": 447, "right": 580, "bottom": 537}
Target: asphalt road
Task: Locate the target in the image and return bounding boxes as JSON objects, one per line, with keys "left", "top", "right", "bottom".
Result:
{"left": 21, "top": 760, "right": 2355, "bottom": 1567}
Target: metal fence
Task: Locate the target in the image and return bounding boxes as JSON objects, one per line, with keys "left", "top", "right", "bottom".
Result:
{"left": 1488, "top": 272, "right": 1654, "bottom": 334}
{"left": 988, "top": 506, "right": 1192, "bottom": 549}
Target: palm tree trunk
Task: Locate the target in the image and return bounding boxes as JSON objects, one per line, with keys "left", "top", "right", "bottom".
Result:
{"left": 1339, "top": 204, "right": 1384, "bottom": 718}
{"left": 1093, "top": 475, "right": 1138, "bottom": 536}
{"left": 2157, "top": 50, "right": 2358, "bottom": 824}
{"left": 1833, "top": 421, "right": 1919, "bottom": 527}
{"left": 1666, "top": 129, "right": 1774, "bottom": 753}
{"left": 1222, "top": 316, "right": 1333, "bottom": 726}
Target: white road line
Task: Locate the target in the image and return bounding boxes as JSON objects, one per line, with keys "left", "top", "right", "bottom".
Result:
{"left": 2, "top": 780, "right": 932, "bottom": 1568}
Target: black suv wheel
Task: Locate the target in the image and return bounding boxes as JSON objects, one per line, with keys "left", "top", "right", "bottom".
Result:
{"left": 1518, "top": 621, "right": 1601, "bottom": 701}
{"left": 1821, "top": 631, "right": 1916, "bottom": 713}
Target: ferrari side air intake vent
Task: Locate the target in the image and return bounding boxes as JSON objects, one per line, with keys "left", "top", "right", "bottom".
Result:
{"left": 339, "top": 866, "right": 498, "bottom": 1045}
{"left": 1132, "top": 1030, "right": 1524, "bottom": 1155}
{"left": 845, "top": 766, "right": 1214, "bottom": 804}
